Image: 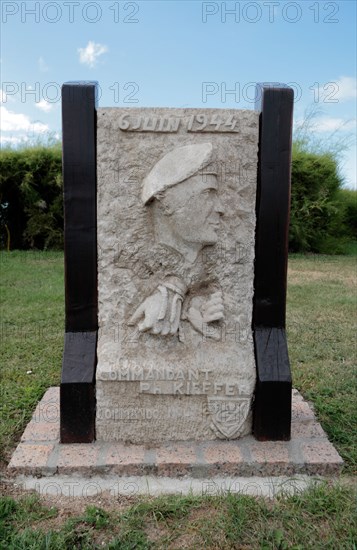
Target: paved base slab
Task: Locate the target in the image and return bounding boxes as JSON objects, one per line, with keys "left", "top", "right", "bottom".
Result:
{"left": 10, "top": 474, "right": 323, "bottom": 499}
{"left": 7, "top": 387, "right": 343, "bottom": 487}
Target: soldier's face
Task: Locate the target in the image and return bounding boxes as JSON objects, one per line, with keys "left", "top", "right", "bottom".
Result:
{"left": 163, "top": 174, "right": 224, "bottom": 246}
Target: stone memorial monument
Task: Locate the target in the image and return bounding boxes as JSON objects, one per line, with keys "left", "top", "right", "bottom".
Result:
{"left": 7, "top": 83, "right": 344, "bottom": 484}
{"left": 60, "top": 82, "right": 294, "bottom": 446}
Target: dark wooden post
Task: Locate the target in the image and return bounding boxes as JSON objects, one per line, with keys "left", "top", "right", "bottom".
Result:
{"left": 60, "top": 82, "right": 98, "bottom": 443}
{"left": 253, "top": 83, "right": 294, "bottom": 441}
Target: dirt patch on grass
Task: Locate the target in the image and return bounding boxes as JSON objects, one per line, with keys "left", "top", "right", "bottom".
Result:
{"left": 144, "top": 520, "right": 170, "bottom": 544}
{"left": 167, "top": 503, "right": 226, "bottom": 549}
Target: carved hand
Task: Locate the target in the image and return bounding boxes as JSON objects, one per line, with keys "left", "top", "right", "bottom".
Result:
{"left": 200, "top": 291, "right": 224, "bottom": 322}
{"left": 186, "top": 290, "right": 224, "bottom": 337}
{"left": 128, "top": 278, "right": 186, "bottom": 336}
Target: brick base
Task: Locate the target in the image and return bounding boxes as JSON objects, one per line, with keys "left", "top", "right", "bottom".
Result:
{"left": 7, "top": 388, "right": 343, "bottom": 478}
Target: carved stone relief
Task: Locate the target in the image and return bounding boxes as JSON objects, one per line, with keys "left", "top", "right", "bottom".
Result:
{"left": 127, "top": 142, "right": 224, "bottom": 341}
{"left": 96, "top": 108, "right": 259, "bottom": 443}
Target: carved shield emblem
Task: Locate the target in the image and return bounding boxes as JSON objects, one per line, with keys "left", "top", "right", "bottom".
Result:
{"left": 207, "top": 397, "right": 251, "bottom": 439}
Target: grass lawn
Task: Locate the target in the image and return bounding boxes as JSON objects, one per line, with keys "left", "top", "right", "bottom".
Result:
{"left": 287, "top": 254, "right": 356, "bottom": 473}
{"left": 0, "top": 251, "right": 356, "bottom": 548}
{"left": 0, "top": 484, "right": 356, "bottom": 549}
{"left": 0, "top": 251, "right": 64, "bottom": 469}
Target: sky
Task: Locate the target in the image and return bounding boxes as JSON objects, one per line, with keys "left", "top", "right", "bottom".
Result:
{"left": 0, "top": 0, "right": 356, "bottom": 188}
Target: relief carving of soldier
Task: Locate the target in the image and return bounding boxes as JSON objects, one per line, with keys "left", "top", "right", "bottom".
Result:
{"left": 128, "top": 142, "right": 225, "bottom": 340}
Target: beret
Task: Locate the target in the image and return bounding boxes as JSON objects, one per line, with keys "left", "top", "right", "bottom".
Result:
{"left": 142, "top": 142, "right": 214, "bottom": 204}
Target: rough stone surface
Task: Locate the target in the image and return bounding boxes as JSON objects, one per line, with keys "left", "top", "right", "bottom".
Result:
{"left": 7, "top": 444, "right": 55, "bottom": 475}
{"left": 96, "top": 108, "right": 260, "bottom": 443}
{"left": 7, "top": 388, "right": 344, "bottom": 479}
{"left": 57, "top": 445, "right": 100, "bottom": 474}
{"left": 21, "top": 422, "right": 59, "bottom": 442}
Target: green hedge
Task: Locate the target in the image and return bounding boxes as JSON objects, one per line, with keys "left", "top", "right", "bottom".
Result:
{"left": 0, "top": 145, "right": 63, "bottom": 250}
{"left": 289, "top": 146, "right": 356, "bottom": 254}
{"left": 0, "top": 143, "right": 355, "bottom": 253}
